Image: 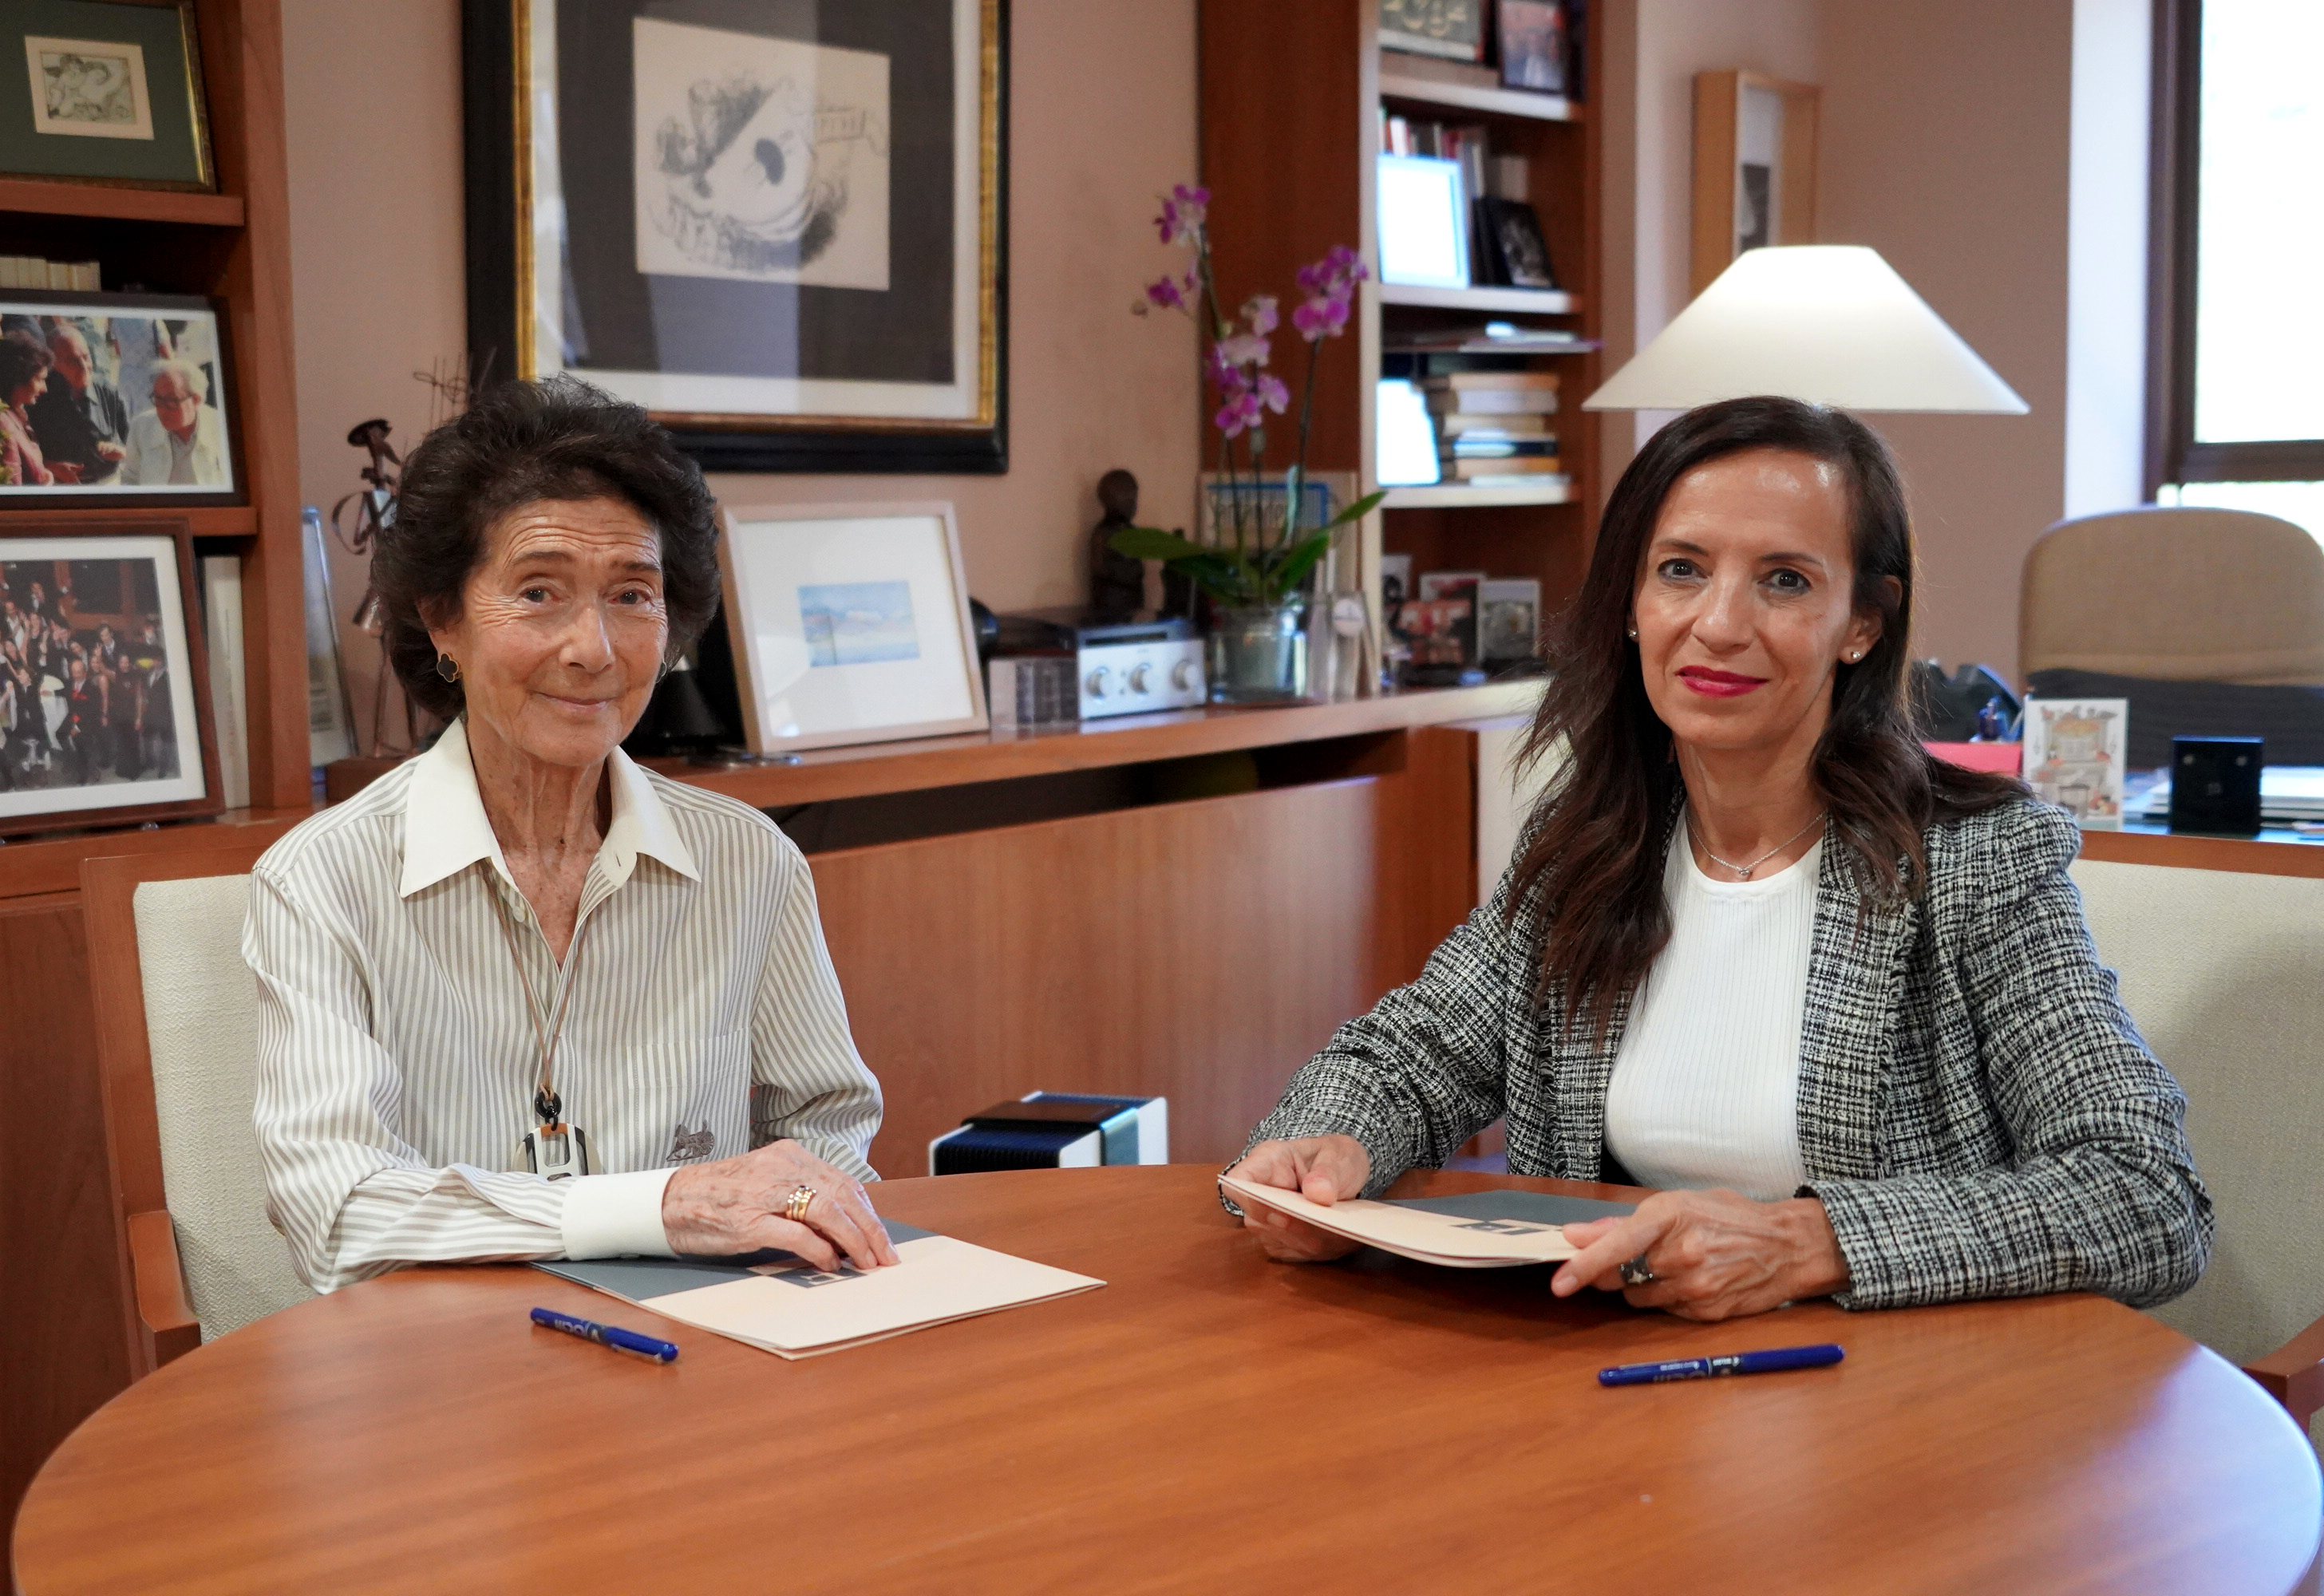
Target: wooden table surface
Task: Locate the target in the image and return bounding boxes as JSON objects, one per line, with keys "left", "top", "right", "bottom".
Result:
{"left": 14, "top": 1166, "right": 2322, "bottom": 1596}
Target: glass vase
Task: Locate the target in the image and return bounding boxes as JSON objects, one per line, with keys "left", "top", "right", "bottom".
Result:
{"left": 1207, "top": 602, "right": 1309, "bottom": 704}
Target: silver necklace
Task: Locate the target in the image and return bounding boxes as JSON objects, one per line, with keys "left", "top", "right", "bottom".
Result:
{"left": 1688, "top": 811, "right": 1825, "bottom": 880}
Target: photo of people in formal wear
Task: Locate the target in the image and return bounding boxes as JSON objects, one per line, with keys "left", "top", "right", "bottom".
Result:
{"left": 0, "top": 299, "right": 234, "bottom": 496}
{"left": 0, "top": 543, "right": 206, "bottom": 821}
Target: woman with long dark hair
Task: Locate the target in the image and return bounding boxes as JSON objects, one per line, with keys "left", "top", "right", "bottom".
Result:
{"left": 1231, "top": 397, "right": 2210, "bottom": 1321}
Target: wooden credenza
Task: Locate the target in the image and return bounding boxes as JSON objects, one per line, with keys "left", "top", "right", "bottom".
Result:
{"left": 0, "top": 683, "right": 1539, "bottom": 1547}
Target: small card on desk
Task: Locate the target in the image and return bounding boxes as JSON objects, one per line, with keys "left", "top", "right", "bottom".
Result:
{"left": 1220, "top": 1175, "right": 1635, "bottom": 1268}
{"left": 537, "top": 1221, "right": 1105, "bottom": 1359}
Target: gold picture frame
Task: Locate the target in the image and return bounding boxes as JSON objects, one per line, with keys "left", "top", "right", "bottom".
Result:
{"left": 0, "top": 0, "right": 214, "bottom": 193}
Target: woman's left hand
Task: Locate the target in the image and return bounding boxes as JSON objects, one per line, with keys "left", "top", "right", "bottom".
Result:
{"left": 1551, "top": 1190, "right": 1851, "bottom": 1321}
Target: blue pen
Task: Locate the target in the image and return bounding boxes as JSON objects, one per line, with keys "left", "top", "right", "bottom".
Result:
{"left": 1598, "top": 1342, "right": 1843, "bottom": 1387}
{"left": 530, "top": 1306, "right": 680, "bottom": 1364}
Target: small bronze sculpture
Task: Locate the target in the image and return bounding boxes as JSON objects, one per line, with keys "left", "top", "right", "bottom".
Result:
{"left": 1088, "top": 468, "right": 1148, "bottom": 618}
{"left": 331, "top": 419, "right": 414, "bottom": 757}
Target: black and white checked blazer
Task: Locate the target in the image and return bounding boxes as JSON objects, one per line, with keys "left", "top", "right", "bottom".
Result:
{"left": 1243, "top": 797, "right": 2212, "bottom": 1311}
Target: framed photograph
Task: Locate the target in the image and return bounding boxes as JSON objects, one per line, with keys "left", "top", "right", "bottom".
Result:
{"left": 465, "top": 0, "right": 1008, "bottom": 474}
{"left": 0, "top": 1, "right": 213, "bottom": 191}
{"left": 1380, "top": 0, "right": 1485, "bottom": 64}
{"left": 1377, "top": 155, "right": 1471, "bottom": 290}
{"left": 1691, "top": 70, "right": 1820, "bottom": 294}
{"left": 1496, "top": 0, "right": 1571, "bottom": 95}
{"left": 2023, "top": 697, "right": 2128, "bottom": 831}
{"left": 717, "top": 501, "right": 987, "bottom": 753}
{"left": 0, "top": 523, "right": 219, "bottom": 835}
{"left": 0, "top": 290, "right": 238, "bottom": 504}
{"left": 1479, "top": 576, "right": 1542, "bottom": 666}
{"left": 1478, "top": 197, "right": 1559, "bottom": 290}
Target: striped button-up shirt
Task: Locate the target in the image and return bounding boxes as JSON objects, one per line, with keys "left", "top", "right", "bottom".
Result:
{"left": 245, "top": 720, "right": 883, "bottom": 1293}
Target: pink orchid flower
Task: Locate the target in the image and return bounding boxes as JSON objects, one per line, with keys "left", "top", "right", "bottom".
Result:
{"left": 1242, "top": 294, "right": 1279, "bottom": 337}
{"left": 1146, "top": 275, "right": 1186, "bottom": 311}
{"left": 1218, "top": 331, "right": 1271, "bottom": 369}
{"left": 1255, "top": 373, "right": 1290, "bottom": 414}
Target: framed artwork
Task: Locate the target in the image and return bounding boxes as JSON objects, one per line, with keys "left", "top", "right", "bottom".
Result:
{"left": 1691, "top": 69, "right": 1819, "bottom": 295}
{"left": 1496, "top": 0, "right": 1572, "bottom": 95}
{"left": 465, "top": 0, "right": 1010, "bottom": 474}
{"left": 717, "top": 500, "right": 987, "bottom": 753}
{"left": 0, "top": 523, "right": 221, "bottom": 835}
{"left": 1478, "top": 197, "right": 1558, "bottom": 290}
{"left": 1376, "top": 154, "right": 1472, "bottom": 290}
{"left": 1379, "top": 0, "right": 1484, "bottom": 64}
{"left": 2023, "top": 697, "right": 2128, "bottom": 831}
{"left": 0, "top": 0, "right": 214, "bottom": 191}
{"left": 0, "top": 290, "right": 239, "bottom": 504}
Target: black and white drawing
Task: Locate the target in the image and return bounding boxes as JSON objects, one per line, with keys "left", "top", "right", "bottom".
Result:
{"left": 633, "top": 18, "right": 891, "bottom": 291}
{"left": 24, "top": 35, "right": 152, "bottom": 140}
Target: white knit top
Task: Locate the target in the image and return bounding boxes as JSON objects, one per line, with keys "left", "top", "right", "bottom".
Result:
{"left": 1603, "top": 830, "right": 1820, "bottom": 1202}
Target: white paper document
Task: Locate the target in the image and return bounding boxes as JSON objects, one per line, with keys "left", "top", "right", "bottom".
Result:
{"left": 1221, "top": 1173, "right": 1601, "bottom": 1268}
{"left": 538, "top": 1222, "right": 1104, "bottom": 1358}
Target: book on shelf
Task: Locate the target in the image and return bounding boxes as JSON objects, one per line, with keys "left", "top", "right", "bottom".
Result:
{"left": 1436, "top": 411, "right": 1555, "bottom": 437}
{"left": 1426, "top": 387, "right": 1560, "bottom": 416}
{"left": 0, "top": 257, "right": 99, "bottom": 291}
{"left": 1420, "top": 370, "right": 1561, "bottom": 392}
{"left": 200, "top": 555, "right": 251, "bottom": 809}
{"left": 1444, "top": 436, "right": 1562, "bottom": 457}
{"left": 1443, "top": 456, "right": 1564, "bottom": 479}
{"left": 1454, "top": 472, "right": 1571, "bottom": 492}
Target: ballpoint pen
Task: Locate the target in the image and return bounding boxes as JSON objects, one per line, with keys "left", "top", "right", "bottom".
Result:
{"left": 1599, "top": 1343, "right": 1843, "bottom": 1386}
{"left": 530, "top": 1306, "right": 681, "bottom": 1364}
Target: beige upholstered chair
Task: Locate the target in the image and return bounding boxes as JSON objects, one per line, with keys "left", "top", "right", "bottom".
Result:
{"left": 2022, "top": 508, "right": 2324, "bottom": 684}
{"left": 2069, "top": 855, "right": 2324, "bottom": 1448}
{"left": 85, "top": 843, "right": 313, "bottom": 1376}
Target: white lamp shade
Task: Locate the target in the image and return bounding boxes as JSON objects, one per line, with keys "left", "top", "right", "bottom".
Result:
{"left": 1583, "top": 246, "right": 2029, "bottom": 414}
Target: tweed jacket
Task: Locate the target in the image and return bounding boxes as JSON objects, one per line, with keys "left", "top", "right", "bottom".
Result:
{"left": 1243, "top": 797, "right": 2212, "bottom": 1311}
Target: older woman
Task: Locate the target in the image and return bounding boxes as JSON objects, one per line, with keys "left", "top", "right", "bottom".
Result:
{"left": 247, "top": 377, "right": 896, "bottom": 1293}
{"left": 1234, "top": 397, "right": 2211, "bottom": 1320}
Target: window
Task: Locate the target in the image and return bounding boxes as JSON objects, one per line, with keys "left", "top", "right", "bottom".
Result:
{"left": 2148, "top": 0, "right": 2324, "bottom": 527}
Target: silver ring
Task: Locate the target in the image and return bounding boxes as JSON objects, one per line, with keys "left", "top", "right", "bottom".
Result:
{"left": 1618, "top": 1252, "right": 1658, "bottom": 1287}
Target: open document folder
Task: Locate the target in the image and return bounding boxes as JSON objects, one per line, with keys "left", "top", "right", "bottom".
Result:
{"left": 536, "top": 1220, "right": 1103, "bottom": 1359}
{"left": 1221, "top": 1174, "right": 1636, "bottom": 1268}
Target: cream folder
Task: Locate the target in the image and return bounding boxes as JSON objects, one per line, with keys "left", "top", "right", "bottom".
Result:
{"left": 1221, "top": 1173, "right": 1620, "bottom": 1267}
{"left": 537, "top": 1221, "right": 1104, "bottom": 1359}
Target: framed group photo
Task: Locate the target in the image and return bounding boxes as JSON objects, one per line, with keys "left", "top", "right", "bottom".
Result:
{"left": 717, "top": 500, "right": 986, "bottom": 753}
{"left": 0, "top": 290, "right": 239, "bottom": 504}
{"left": 464, "top": 0, "right": 1009, "bottom": 473}
{"left": 0, "top": 523, "right": 221, "bottom": 835}
{"left": 0, "top": 0, "right": 215, "bottom": 192}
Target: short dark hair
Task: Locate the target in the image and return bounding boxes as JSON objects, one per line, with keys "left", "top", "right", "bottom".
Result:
{"left": 1509, "top": 396, "right": 2020, "bottom": 1033}
{"left": 0, "top": 330, "right": 53, "bottom": 397}
{"left": 374, "top": 376, "right": 721, "bottom": 722}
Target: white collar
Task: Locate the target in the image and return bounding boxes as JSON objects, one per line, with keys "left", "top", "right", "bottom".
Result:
{"left": 397, "top": 718, "right": 700, "bottom": 898}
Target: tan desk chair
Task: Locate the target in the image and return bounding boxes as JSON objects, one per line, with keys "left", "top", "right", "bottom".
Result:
{"left": 2022, "top": 508, "right": 2324, "bottom": 684}
{"left": 2069, "top": 854, "right": 2324, "bottom": 1449}
{"left": 85, "top": 843, "right": 312, "bottom": 1377}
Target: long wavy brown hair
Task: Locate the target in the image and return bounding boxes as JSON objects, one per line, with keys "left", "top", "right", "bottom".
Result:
{"left": 1510, "top": 396, "right": 2021, "bottom": 1032}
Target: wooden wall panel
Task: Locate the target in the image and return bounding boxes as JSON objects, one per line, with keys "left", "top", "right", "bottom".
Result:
{"left": 814, "top": 736, "right": 1477, "bottom": 1175}
{"left": 0, "top": 896, "right": 130, "bottom": 1553}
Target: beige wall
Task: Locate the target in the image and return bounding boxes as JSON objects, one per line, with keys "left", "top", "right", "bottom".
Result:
{"left": 283, "top": 0, "right": 1200, "bottom": 751}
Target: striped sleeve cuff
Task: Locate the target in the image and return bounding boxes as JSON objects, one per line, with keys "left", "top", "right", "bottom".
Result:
{"left": 559, "top": 1167, "right": 680, "bottom": 1260}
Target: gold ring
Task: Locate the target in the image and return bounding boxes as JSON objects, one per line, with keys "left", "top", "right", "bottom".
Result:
{"left": 783, "top": 1185, "right": 816, "bottom": 1225}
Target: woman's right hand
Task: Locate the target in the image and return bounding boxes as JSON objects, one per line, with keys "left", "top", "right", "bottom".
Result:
{"left": 660, "top": 1140, "right": 899, "bottom": 1273}
{"left": 1231, "top": 1134, "right": 1371, "bottom": 1262}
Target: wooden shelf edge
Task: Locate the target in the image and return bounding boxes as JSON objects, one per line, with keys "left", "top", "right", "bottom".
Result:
{"left": 0, "top": 178, "right": 244, "bottom": 228}
{"left": 1379, "top": 70, "right": 1580, "bottom": 124}
{"left": 1380, "top": 282, "right": 1580, "bottom": 315}
{"left": 0, "top": 808, "right": 310, "bottom": 901}
{"left": 663, "top": 684, "right": 1545, "bottom": 809}
{"left": 2077, "top": 826, "right": 2324, "bottom": 879}
{"left": 1384, "top": 483, "right": 1574, "bottom": 509}
{"left": 1, "top": 504, "right": 257, "bottom": 535}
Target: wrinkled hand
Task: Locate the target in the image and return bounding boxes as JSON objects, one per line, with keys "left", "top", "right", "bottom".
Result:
{"left": 95, "top": 442, "right": 125, "bottom": 461}
{"left": 47, "top": 461, "right": 83, "bottom": 484}
{"left": 1551, "top": 1190, "right": 1849, "bottom": 1321}
{"left": 1229, "top": 1135, "right": 1372, "bottom": 1262}
{"left": 661, "top": 1139, "right": 899, "bottom": 1273}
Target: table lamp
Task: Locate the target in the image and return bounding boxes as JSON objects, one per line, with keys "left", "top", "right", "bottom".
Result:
{"left": 1583, "top": 245, "right": 2027, "bottom": 413}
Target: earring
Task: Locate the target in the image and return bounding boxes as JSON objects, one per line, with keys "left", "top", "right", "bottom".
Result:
{"left": 1845, "top": 650, "right": 1863, "bottom": 663}
{"left": 436, "top": 653, "right": 460, "bottom": 683}
{"left": 1626, "top": 627, "right": 1638, "bottom": 640}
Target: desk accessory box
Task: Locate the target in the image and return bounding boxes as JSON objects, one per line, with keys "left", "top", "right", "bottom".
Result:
{"left": 930, "top": 1092, "right": 1168, "bottom": 1175}
{"left": 2168, "top": 736, "right": 2263, "bottom": 836}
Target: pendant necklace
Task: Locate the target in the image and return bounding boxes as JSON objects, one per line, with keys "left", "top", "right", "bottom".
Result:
{"left": 1688, "top": 810, "right": 1825, "bottom": 881}
{"left": 489, "top": 880, "right": 599, "bottom": 1179}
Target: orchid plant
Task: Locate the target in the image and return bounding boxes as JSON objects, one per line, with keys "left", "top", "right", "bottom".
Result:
{"left": 1116, "top": 184, "right": 1385, "bottom": 610}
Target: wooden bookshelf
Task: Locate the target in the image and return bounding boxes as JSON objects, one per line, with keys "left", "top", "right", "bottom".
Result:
{"left": 0, "top": 0, "right": 307, "bottom": 1558}
{"left": 1200, "top": 2, "right": 1602, "bottom": 661}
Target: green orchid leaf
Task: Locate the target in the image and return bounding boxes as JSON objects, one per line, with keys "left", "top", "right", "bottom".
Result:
{"left": 1109, "top": 525, "right": 1209, "bottom": 563}
{"left": 1320, "top": 489, "right": 1388, "bottom": 531}
{"left": 1270, "top": 531, "right": 1335, "bottom": 596}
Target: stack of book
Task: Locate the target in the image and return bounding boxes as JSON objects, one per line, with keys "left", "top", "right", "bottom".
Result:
{"left": 0, "top": 257, "right": 101, "bottom": 290}
{"left": 1424, "top": 371, "right": 1565, "bottom": 487}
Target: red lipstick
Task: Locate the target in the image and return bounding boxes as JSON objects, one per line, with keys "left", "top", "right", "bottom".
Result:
{"left": 1676, "top": 666, "right": 1768, "bottom": 698}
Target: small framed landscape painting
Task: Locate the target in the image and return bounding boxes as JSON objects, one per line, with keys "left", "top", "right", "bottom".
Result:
{"left": 0, "top": 0, "right": 215, "bottom": 191}
{"left": 465, "top": 0, "right": 1009, "bottom": 473}
{"left": 0, "top": 290, "right": 239, "bottom": 504}
{"left": 0, "top": 523, "right": 220, "bottom": 835}
{"left": 717, "top": 501, "right": 987, "bottom": 753}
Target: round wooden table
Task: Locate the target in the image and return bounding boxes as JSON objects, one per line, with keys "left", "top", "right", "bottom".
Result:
{"left": 15, "top": 1166, "right": 2322, "bottom": 1594}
